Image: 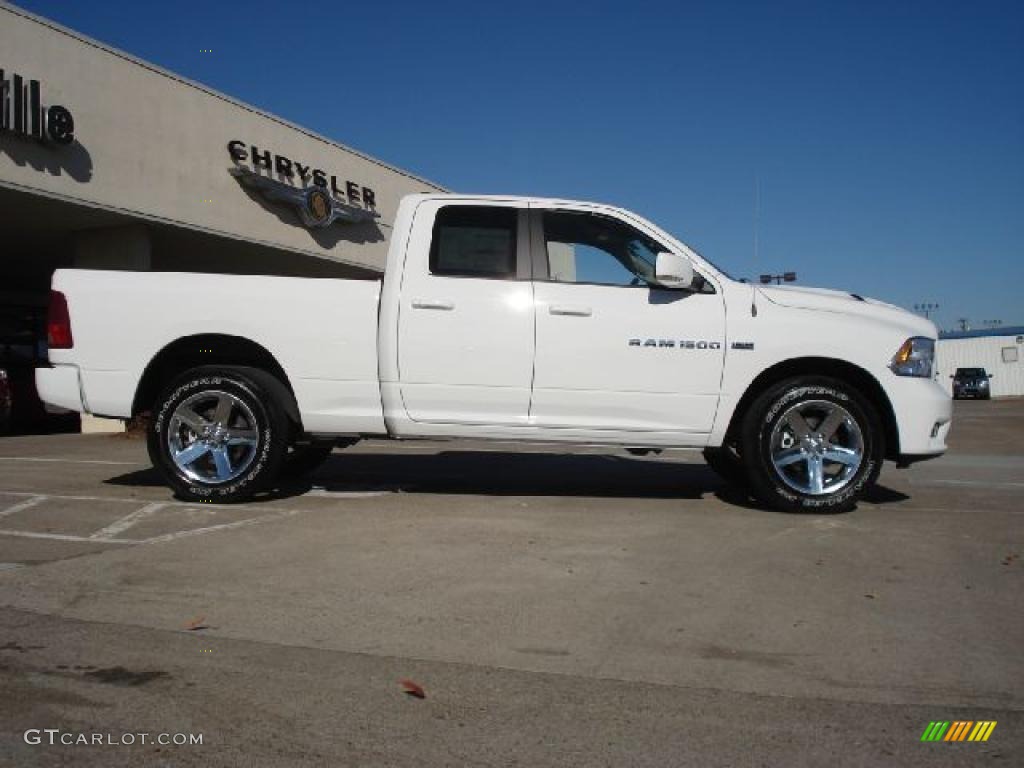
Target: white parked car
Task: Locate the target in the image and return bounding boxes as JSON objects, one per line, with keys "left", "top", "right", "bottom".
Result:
{"left": 38, "top": 194, "right": 952, "bottom": 511}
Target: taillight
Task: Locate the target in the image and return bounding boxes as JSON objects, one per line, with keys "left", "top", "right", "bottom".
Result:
{"left": 47, "top": 290, "right": 74, "bottom": 349}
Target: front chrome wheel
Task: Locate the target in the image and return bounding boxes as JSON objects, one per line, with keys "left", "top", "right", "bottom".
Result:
{"left": 769, "top": 399, "right": 864, "bottom": 496}
{"left": 167, "top": 390, "right": 260, "bottom": 484}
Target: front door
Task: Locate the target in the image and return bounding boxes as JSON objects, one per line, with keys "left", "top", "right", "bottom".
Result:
{"left": 529, "top": 206, "right": 726, "bottom": 433}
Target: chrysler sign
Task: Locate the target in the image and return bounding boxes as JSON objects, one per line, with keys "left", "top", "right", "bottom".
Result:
{"left": 228, "top": 140, "right": 379, "bottom": 229}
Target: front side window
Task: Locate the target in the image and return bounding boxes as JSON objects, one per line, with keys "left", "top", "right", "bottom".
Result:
{"left": 542, "top": 210, "right": 666, "bottom": 287}
{"left": 430, "top": 206, "right": 517, "bottom": 278}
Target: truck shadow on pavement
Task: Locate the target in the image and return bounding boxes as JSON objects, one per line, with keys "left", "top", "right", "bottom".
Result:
{"left": 104, "top": 450, "right": 909, "bottom": 512}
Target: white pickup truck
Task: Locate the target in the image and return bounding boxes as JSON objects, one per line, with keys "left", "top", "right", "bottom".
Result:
{"left": 38, "top": 193, "right": 952, "bottom": 511}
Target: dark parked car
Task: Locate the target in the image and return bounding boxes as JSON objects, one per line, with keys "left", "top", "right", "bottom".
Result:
{"left": 951, "top": 367, "right": 993, "bottom": 400}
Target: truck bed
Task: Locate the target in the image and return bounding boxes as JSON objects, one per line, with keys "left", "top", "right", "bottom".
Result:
{"left": 45, "top": 269, "right": 386, "bottom": 434}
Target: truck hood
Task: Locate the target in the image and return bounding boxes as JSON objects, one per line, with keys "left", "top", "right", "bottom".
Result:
{"left": 757, "top": 285, "right": 936, "bottom": 337}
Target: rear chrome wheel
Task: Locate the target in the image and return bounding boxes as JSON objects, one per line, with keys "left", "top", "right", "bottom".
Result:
{"left": 148, "top": 367, "right": 289, "bottom": 502}
{"left": 168, "top": 390, "right": 260, "bottom": 484}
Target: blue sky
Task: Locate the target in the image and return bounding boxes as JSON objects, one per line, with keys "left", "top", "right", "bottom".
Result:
{"left": 18, "top": 0, "right": 1023, "bottom": 329}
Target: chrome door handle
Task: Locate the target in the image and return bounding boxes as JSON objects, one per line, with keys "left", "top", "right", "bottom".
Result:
{"left": 411, "top": 299, "right": 455, "bottom": 311}
{"left": 549, "top": 304, "right": 592, "bottom": 317}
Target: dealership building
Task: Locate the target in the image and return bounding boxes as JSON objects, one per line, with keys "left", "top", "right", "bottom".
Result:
{"left": 0, "top": 2, "right": 444, "bottom": 430}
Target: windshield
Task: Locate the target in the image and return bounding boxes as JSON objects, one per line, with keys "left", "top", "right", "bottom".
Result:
{"left": 682, "top": 244, "right": 736, "bottom": 281}
{"left": 956, "top": 368, "right": 986, "bottom": 377}
{"left": 640, "top": 215, "right": 738, "bottom": 281}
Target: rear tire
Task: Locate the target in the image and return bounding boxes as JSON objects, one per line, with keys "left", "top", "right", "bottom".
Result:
{"left": 740, "top": 376, "right": 883, "bottom": 513}
{"left": 147, "top": 366, "right": 290, "bottom": 503}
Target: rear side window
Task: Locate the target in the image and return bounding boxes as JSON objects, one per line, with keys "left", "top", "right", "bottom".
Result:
{"left": 429, "top": 206, "right": 517, "bottom": 278}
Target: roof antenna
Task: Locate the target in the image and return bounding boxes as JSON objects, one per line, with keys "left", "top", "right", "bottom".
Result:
{"left": 751, "top": 176, "right": 760, "bottom": 317}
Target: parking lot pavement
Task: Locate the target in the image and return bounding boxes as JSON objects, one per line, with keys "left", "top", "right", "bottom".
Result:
{"left": 0, "top": 400, "right": 1021, "bottom": 766}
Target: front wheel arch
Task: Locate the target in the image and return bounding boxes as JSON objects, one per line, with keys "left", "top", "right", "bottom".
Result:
{"left": 723, "top": 357, "right": 899, "bottom": 461}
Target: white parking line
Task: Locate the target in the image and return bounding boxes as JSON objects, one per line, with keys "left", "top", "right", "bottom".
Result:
{"left": 307, "top": 487, "right": 390, "bottom": 499}
{"left": 0, "top": 491, "right": 141, "bottom": 505}
{"left": 0, "top": 528, "right": 138, "bottom": 544}
{"left": 911, "top": 478, "right": 1024, "bottom": 490}
{"left": 0, "top": 456, "right": 141, "bottom": 466}
{"left": 0, "top": 490, "right": 295, "bottom": 513}
{"left": 0, "top": 495, "right": 48, "bottom": 519}
{"left": 0, "top": 489, "right": 307, "bottom": 547}
{"left": 141, "top": 509, "right": 302, "bottom": 544}
{"left": 89, "top": 502, "right": 167, "bottom": 539}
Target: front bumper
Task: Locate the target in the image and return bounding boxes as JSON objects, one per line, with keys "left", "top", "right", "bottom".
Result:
{"left": 953, "top": 386, "right": 989, "bottom": 398}
{"left": 36, "top": 365, "right": 86, "bottom": 413}
{"left": 885, "top": 376, "right": 953, "bottom": 459}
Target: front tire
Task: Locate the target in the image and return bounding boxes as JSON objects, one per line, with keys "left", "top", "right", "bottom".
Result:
{"left": 702, "top": 444, "right": 749, "bottom": 491}
{"left": 280, "top": 438, "right": 358, "bottom": 479}
{"left": 740, "top": 376, "right": 883, "bottom": 513}
{"left": 147, "top": 366, "right": 290, "bottom": 503}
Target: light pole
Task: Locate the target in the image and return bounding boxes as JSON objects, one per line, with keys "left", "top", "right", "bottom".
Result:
{"left": 914, "top": 302, "right": 939, "bottom": 319}
{"left": 759, "top": 272, "right": 796, "bottom": 286}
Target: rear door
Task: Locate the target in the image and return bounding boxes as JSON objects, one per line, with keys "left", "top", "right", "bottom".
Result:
{"left": 396, "top": 200, "right": 535, "bottom": 425}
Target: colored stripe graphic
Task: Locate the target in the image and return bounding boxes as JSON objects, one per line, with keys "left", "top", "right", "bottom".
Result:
{"left": 969, "top": 722, "right": 997, "bottom": 742}
{"left": 921, "top": 722, "right": 949, "bottom": 741}
{"left": 944, "top": 721, "right": 972, "bottom": 741}
{"left": 921, "top": 720, "right": 996, "bottom": 742}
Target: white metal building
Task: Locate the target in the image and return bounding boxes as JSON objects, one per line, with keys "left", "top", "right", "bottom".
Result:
{"left": 936, "top": 327, "right": 1024, "bottom": 398}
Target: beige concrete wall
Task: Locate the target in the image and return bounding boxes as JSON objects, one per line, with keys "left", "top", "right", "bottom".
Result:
{"left": 0, "top": 2, "right": 444, "bottom": 273}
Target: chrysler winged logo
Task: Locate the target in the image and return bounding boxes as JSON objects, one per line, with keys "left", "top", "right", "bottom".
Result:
{"left": 229, "top": 166, "right": 380, "bottom": 229}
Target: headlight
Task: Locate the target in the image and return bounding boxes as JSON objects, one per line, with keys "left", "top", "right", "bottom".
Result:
{"left": 890, "top": 337, "right": 935, "bottom": 378}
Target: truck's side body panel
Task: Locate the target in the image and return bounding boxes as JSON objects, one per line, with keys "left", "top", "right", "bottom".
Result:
{"left": 45, "top": 270, "right": 385, "bottom": 434}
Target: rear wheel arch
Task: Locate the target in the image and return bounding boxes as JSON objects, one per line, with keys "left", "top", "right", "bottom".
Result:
{"left": 132, "top": 334, "right": 301, "bottom": 431}
{"left": 724, "top": 357, "right": 899, "bottom": 461}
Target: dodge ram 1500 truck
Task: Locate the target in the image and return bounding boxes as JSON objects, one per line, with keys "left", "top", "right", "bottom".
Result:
{"left": 37, "top": 193, "right": 952, "bottom": 511}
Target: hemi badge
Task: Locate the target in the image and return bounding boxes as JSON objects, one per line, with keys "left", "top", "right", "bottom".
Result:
{"left": 731, "top": 342, "right": 755, "bottom": 350}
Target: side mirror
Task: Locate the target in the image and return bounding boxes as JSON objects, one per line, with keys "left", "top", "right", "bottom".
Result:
{"left": 654, "top": 252, "right": 694, "bottom": 289}
{"left": 949, "top": 374, "right": 954, "bottom": 378}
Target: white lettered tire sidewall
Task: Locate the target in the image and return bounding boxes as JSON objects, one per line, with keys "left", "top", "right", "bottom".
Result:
{"left": 741, "top": 377, "right": 883, "bottom": 513}
{"left": 147, "top": 367, "right": 289, "bottom": 502}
